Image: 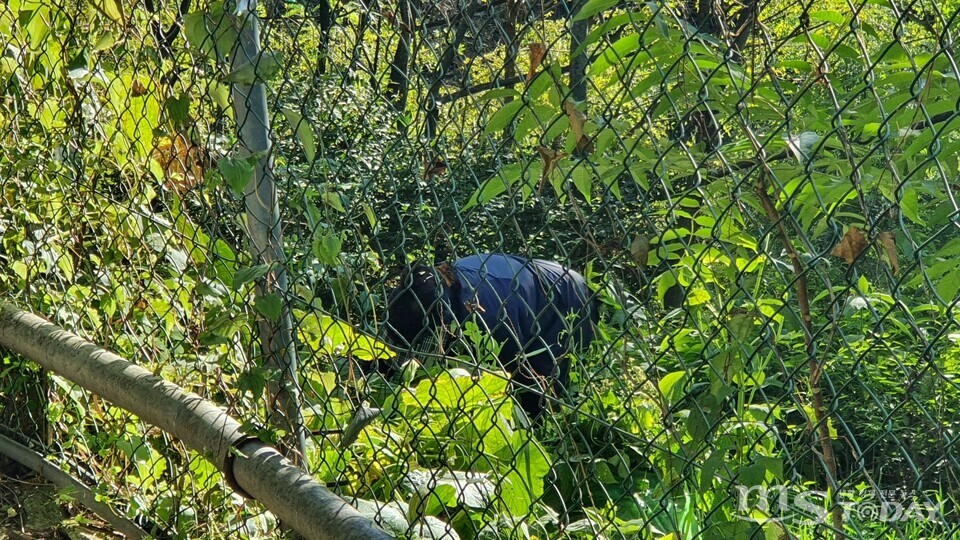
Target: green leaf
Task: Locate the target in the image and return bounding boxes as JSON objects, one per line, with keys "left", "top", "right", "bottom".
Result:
{"left": 66, "top": 49, "right": 90, "bottom": 79}
{"left": 321, "top": 190, "right": 345, "bottom": 213}
{"left": 182, "top": 3, "right": 239, "bottom": 62}
{"left": 463, "top": 176, "right": 509, "bottom": 210}
{"left": 479, "top": 88, "right": 519, "bottom": 101}
{"left": 219, "top": 155, "right": 255, "bottom": 194}
{"left": 94, "top": 0, "right": 124, "bottom": 22}
{"left": 362, "top": 203, "right": 377, "bottom": 229}
{"left": 460, "top": 372, "right": 509, "bottom": 407}
{"left": 591, "top": 34, "right": 642, "bottom": 77}
{"left": 685, "top": 406, "right": 709, "bottom": 442}
{"left": 809, "top": 10, "right": 845, "bottom": 25}
{"left": 655, "top": 271, "right": 678, "bottom": 303}
{"left": 305, "top": 371, "right": 337, "bottom": 398}
{"left": 497, "top": 432, "right": 551, "bottom": 515}
{"left": 93, "top": 31, "right": 120, "bottom": 52}
{"left": 755, "top": 456, "right": 783, "bottom": 481}
{"left": 223, "top": 51, "right": 283, "bottom": 85}
{"left": 937, "top": 269, "right": 960, "bottom": 302}
{"left": 255, "top": 293, "right": 283, "bottom": 322}
{"left": 238, "top": 367, "right": 267, "bottom": 396}
{"left": 526, "top": 71, "right": 552, "bottom": 100}
{"left": 659, "top": 371, "right": 686, "bottom": 402}
{"left": 208, "top": 80, "right": 232, "bottom": 110}
{"left": 574, "top": 0, "right": 619, "bottom": 21}
{"left": 282, "top": 108, "right": 317, "bottom": 162}
{"left": 24, "top": 9, "right": 52, "bottom": 51}
{"left": 578, "top": 12, "right": 641, "bottom": 54}
{"left": 165, "top": 95, "right": 191, "bottom": 126}
{"left": 408, "top": 371, "right": 480, "bottom": 410}
{"left": 899, "top": 185, "right": 923, "bottom": 225}
{"left": 572, "top": 167, "right": 592, "bottom": 200}
{"left": 484, "top": 99, "right": 526, "bottom": 133}
{"left": 297, "top": 313, "right": 394, "bottom": 360}
{"left": 232, "top": 263, "right": 272, "bottom": 290}
{"left": 313, "top": 231, "right": 342, "bottom": 265}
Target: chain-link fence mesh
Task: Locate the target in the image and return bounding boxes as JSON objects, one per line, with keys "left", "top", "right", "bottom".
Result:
{"left": 2, "top": 0, "right": 959, "bottom": 537}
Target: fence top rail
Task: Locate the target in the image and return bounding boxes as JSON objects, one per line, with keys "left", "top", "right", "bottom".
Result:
{"left": 0, "top": 302, "right": 391, "bottom": 540}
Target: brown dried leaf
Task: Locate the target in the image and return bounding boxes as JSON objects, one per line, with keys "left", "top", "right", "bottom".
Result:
{"left": 564, "top": 100, "right": 586, "bottom": 141}
{"left": 576, "top": 136, "right": 595, "bottom": 154}
{"left": 563, "top": 100, "right": 593, "bottom": 155}
{"left": 831, "top": 226, "right": 869, "bottom": 265}
{"left": 424, "top": 156, "right": 448, "bottom": 180}
{"left": 879, "top": 231, "right": 899, "bottom": 275}
{"left": 630, "top": 234, "right": 650, "bottom": 269}
{"left": 131, "top": 79, "right": 148, "bottom": 97}
{"left": 537, "top": 145, "right": 566, "bottom": 192}
{"left": 152, "top": 134, "right": 208, "bottom": 195}
{"left": 526, "top": 43, "right": 547, "bottom": 84}
{"left": 381, "top": 10, "right": 396, "bottom": 26}
{"left": 435, "top": 262, "right": 457, "bottom": 287}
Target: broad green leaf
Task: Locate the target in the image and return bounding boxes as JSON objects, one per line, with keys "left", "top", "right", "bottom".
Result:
{"left": 899, "top": 185, "right": 923, "bottom": 225}
{"left": 526, "top": 70, "right": 552, "bottom": 100}
{"left": 24, "top": 8, "right": 52, "bottom": 51}
{"left": 165, "top": 95, "right": 191, "bottom": 125}
{"left": 484, "top": 99, "right": 526, "bottom": 133}
{"left": 463, "top": 176, "right": 509, "bottom": 210}
{"left": 223, "top": 51, "right": 283, "bottom": 85}
{"left": 183, "top": 3, "right": 238, "bottom": 61}
{"left": 219, "top": 155, "right": 255, "bottom": 194}
{"left": 572, "top": 167, "right": 592, "bottom": 200}
{"left": 755, "top": 456, "right": 784, "bottom": 481}
{"left": 313, "top": 231, "right": 342, "bottom": 265}
{"left": 573, "top": 0, "right": 619, "bottom": 21}
{"left": 232, "top": 263, "right": 272, "bottom": 290}
{"left": 809, "top": 10, "right": 845, "bottom": 25}
{"left": 937, "top": 270, "right": 960, "bottom": 302}
{"left": 93, "top": 0, "right": 124, "bottom": 22}
{"left": 655, "top": 271, "right": 677, "bottom": 301}
{"left": 408, "top": 372, "right": 464, "bottom": 410}
{"left": 591, "top": 34, "right": 642, "bottom": 77}
{"left": 255, "top": 293, "right": 283, "bottom": 322}
{"left": 321, "top": 190, "right": 345, "bottom": 213}
{"left": 497, "top": 432, "right": 551, "bottom": 515}
{"left": 93, "top": 31, "right": 120, "bottom": 51}
{"left": 298, "top": 313, "right": 394, "bottom": 360}
{"left": 283, "top": 107, "right": 317, "bottom": 162}
{"left": 659, "top": 371, "right": 686, "bottom": 402}
{"left": 479, "top": 88, "right": 519, "bottom": 101}
{"left": 207, "top": 80, "right": 232, "bottom": 110}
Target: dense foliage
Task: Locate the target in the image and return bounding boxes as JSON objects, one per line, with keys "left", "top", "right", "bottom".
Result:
{"left": 1, "top": 0, "right": 959, "bottom": 537}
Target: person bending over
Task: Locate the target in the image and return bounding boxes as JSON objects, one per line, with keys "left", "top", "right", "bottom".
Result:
{"left": 385, "top": 253, "right": 597, "bottom": 418}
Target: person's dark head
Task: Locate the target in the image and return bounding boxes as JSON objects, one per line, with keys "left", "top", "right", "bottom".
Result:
{"left": 384, "top": 264, "right": 442, "bottom": 348}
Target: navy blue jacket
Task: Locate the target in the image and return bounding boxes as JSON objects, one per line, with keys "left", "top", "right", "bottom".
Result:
{"left": 438, "top": 255, "right": 595, "bottom": 381}
{"left": 386, "top": 254, "right": 596, "bottom": 415}
{"left": 386, "top": 254, "right": 597, "bottom": 415}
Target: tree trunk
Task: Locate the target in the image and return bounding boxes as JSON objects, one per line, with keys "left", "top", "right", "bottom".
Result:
{"left": 568, "top": 0, "right": 588, "bottom": 102}
{"left": 387, "top": 0, "right": 416, "bottom": 112}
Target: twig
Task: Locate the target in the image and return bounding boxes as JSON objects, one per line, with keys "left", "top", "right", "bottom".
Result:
{"left": 755, "top": 171, "right": 844, "bottom": 538}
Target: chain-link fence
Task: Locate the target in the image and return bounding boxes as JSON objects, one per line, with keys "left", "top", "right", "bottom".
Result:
{"left": 2, "top": 0, "right": 959, "bottom": 537}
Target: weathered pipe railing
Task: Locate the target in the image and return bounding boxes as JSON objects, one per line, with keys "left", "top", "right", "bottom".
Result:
{"left": 0, "top": 303, "right": 391, "bottom": 540}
